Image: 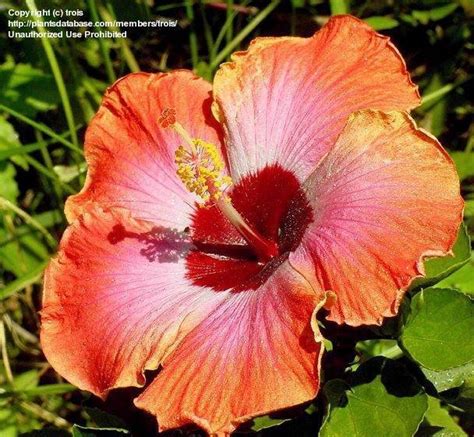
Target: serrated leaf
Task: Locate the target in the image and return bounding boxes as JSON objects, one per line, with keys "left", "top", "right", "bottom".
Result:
{"left": 410, "top": 224, "right": 471, "bottom": 290}
{"left": 320, "top": 359, "right": 428, "bottom": 437}
{"left": 401, "top": 288, "right": 474, "bottom": 371}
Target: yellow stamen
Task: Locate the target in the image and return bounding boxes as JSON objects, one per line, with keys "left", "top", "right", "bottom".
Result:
{"left": 160, "top": 109, "right": 279, "bottom": 262}
{"left": 174, "top": 139, "right": 232, "bottom": 203}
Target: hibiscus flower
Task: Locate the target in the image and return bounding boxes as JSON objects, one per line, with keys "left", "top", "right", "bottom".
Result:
{"left": 40, "top": 15, "right": 463, "bottom": 436}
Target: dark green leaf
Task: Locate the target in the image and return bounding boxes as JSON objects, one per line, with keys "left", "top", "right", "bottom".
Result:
{"left": 401, "top": 288, "right": 474, "bottom": 371}
{"left": 320, "top": 359, "right": 428, "bottom": 437}
{"left": 410, "top": 224, "right": 471, "bottom": 290}
{"left": 85, "top": 408, "right": 128, "bottom": 430}
{"left": 0, "top": 60, "right": 60, "bottom": 118}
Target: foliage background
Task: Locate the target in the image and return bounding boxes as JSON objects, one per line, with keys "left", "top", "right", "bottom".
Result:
{"left": 0, "top": 0, "right": 473, "bottom": 436}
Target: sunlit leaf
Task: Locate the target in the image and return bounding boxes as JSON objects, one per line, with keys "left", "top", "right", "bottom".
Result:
{"left": 423, "top": 396, "right": 466, "bottom": 436}
{"left": 422, "top": 361, "right": 474, "bottom": 392}
{"left": 410, "top": 224, "right": 471, "bottom": 290}
{"left": 435, "top": 255, "right": 474, "bottom": 294}
{"left": 364, "top": 16, "right": 399, "bottom": 30}
{"left": 401, "top": 288, "right": 474, "bottom": 371}
{"left": 0, "top": 162, "right": 19, "bottom": 203}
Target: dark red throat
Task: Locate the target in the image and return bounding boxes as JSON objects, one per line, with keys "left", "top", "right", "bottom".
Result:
{"left": 186, "top": 165, "right": 313, "bottom": 292}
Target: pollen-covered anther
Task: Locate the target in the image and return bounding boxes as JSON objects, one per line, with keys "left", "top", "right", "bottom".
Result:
{"left": 175, "top": 140, "right": 232, "bottom": 202}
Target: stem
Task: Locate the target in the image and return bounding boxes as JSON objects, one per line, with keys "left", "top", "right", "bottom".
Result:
{"left": 185, "top": 0, "right": 199, "bottom": 69}
{"left": 87, "top": 0, "right": 116, "bottom": 83}
{"left": 421, "top": 77, "right": 472, "bottom": 107}
{"left": 200, "top": 1, "right": 214, "bottom": 63}
{"left": 0, "top": 197, "right": 57, "bottom": 250}
{"left": 226, "top": 0, "right": 234, "bottom": 44}
{"left": 0, "top": 103, "right": 83, "bottom": 155}
{"left": 100, "top": 1, "right": 140, "bottom": 72}
{"left": 0, "top": 320, "right": 14, "bottom": 384}
{"left": 25, "top": 0, "right": 79, "bottom": 149}
{"left": 210, "top": 0, "right": 280, "bottom": 70}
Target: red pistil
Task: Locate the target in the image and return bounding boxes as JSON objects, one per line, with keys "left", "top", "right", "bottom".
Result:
{"left": 215, "top": 196, "right": 279, "bottom": 262}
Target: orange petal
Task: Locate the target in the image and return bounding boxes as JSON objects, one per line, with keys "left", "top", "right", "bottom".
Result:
{"left": 213, "top": 15, "right": 420, "bottom": 182}
{"left": 135, "top": 261, "right": 324, "bottom": 435}
{"left": 41, "top": 206, "right": 229, "bottom": 396}
{"left": 290, "top": 110, "right": 463, "bottom": 326}
{"left": 66, "top": 71, "right": 224, "bottom": 228}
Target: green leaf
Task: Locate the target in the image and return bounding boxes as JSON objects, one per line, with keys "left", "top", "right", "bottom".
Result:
{"left": 0, "top": 162, "right": 19, "bottom": 204}
{"left": 0, "top": 59, "right": 60, "bottom": 118}
{"left": 450, "top": 152, "right": 474, "bottom": 181}
{"left": 72, "top": 425, "right": 130, "bottom": 436}
{"left": 364, "top": 16, "right": 399, "bottom": 30}
{"left": 85, "top": 408, "right": 128, "bottom": 430}
{"left": 422, "top": 361, "right": 474, "bottom": 392}
{"left": 13, "top": 370, "right": 39, "bottom": 391}
{"left": 423, "top": 396, "right": 466, "bottom": 436}
{"left": 0, "top": 261, "right": 47, "bottom": 300}
{"left": 401, "top": 288, "right": 474, "bottom": 371}
{"left": 320, "top": 359, "right": 428, "bottom": 437}
{"left": 0, "top": 221, "right": 49, "bottom": 278}
{"left": 53, "top": 163, "right": 87, "bottom": 183}
{"left": 419, "top": 74, "right": 448, "bottom": 137}
{"left": 435, "top": 254, "right": 474, "bottom": 295}
{"left": 410, "top": 224, "right": 471, "bottom": 290}
{"left": 412, "top": 4, "right": 459, "bottom": 25}
{"left": 20, "top": 383, "right": 76, "bottom": 397}
{"left": 251, "top": 415, "right": 291, "bottom": 431}
{"left": 464, "top": 200, "right": 474, "bottom": 218}
{"left": 0, "top": 116, "right": 28, "bottom": 170}
{"left": 355, "top": 339, "right": 403, "bottom": 362}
